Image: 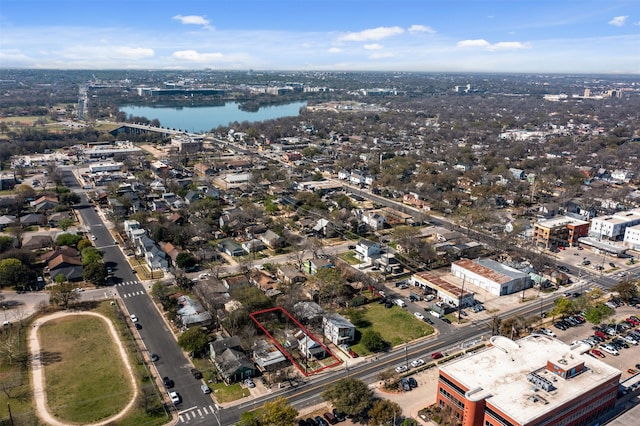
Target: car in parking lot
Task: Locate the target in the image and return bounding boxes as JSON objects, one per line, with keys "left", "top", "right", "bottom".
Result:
{"left": 395, "top": 365, "right": 408, "bottom": 373}
{"left": 539, "top": 328, "right": 556, "bottom": 337}
{"left": 410, "top": 358, "right": 425, "bottom": 368}
{"left": 554, "top": 322, "right": 568, "bottom": 331}
{"left": 91, "top": 234, "right": 97, "bottom": 241}
{"left": 323, "top": 412, "right": 338, "bottom": 425}
{"left": 599, "top": 345, "right": 619, "bottom": 356}
{"left": 441, "top": 317, "right": 452, "bottom": 324}
{"left": 332, "top": 409, "right": 346, "bottom": 422}
{"left": 315, "top": 415, "right": 328, "bottom": 426}
{"left": 169, "top": 391, "right": 181, "bottom": 404}
{"left": 414, "top": 312, "right": 425, "bottom": 321}
{"left": 591, "top": 349, "right": 605, "bottom": 358}
{"left": 400, "top": 377, "right": 411, "bottom": 391}
{"left": 594, "top": 330, "right": 607, "bottom": 340}
{"left": 431, "top": 351, "right": 444, "bottom": 359}
{"left": 408, "top": 377, "right": 418, "bottom": 388}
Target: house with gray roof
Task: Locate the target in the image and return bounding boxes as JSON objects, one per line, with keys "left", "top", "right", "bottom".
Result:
{"left": 176, "top": 295, "right": 213, "bottom": 329}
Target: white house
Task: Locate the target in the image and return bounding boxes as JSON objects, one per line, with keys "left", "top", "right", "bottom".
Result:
{"left": 362, "top": 211, "right": 386, "bottom": 231}
{"left": 355, "top": 239, "right": 381, "bottom": 263}
{"left": 323, "top": 314, "right": 355, "bottom": 345}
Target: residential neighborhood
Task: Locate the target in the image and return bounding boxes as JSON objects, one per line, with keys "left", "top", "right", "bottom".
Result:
{"left": 0, "top": 69, "right": 639, "bottom": 426}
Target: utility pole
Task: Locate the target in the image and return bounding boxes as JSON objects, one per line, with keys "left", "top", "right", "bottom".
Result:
{"left": 458, "top": 277, "right": 465, "bottom": 324}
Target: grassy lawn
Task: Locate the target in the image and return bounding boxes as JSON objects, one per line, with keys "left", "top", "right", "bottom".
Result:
{"left": 0, "top": 319, "right": 38, "bottom": 425}
{"left": 210, "top": 382, "right": 250, "bottom": 403}
{"left": 40, "top": 314, "right": 133, "bottom": 424}
{"left": 337, "top": 251, "right": 360, "bottom": 265}
{"left": 343, "top": 303, "right": 434, "bottom": 355}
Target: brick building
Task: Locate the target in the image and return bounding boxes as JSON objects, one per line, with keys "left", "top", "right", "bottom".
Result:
{"left": 436, "top": 335, "right": 620, "bottom": 426}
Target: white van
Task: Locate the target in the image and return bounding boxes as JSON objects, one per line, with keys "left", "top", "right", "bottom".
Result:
{"left": 429, "top": 310, "right": 442, "bottom": 318}
{"left": 394, "top": 299, "right": 407, "bottom": 308}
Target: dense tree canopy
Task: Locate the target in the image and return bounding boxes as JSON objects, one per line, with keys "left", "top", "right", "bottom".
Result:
{"left": 83, "top": 262, "right": 108, "bottom": 286}
{"left": 177, "top": 327, "right": 209, "bottom": 356}
{"left": 55, "top": 233, "right": 83, "bottom": 247}
{"left": 322, "top": 378, "right": 373, "bottom": 417}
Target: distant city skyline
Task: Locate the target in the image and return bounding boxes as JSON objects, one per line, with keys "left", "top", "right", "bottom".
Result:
{"left": 1, "top": 0, "right": 639, "bottom": 74}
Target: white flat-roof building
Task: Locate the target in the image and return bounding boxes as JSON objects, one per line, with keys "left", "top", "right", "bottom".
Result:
{"left": 624, "top": 223, "right": 640, "bottom": 250}
{"left": 437, "top": 335, "right": 621, "bottom": 426}
{"left": 451, "top": 258, "right": 531, "bottom": 297}
{"left": 589, "top": 208, "right": 640, "bottom": 240}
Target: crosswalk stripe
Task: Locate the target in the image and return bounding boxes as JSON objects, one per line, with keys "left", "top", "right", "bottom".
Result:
{"left": 202, "top": 406, "right": 209, "bottom": 414}
{"left": 197, "top": 408, "right": 203, "bottom": 417}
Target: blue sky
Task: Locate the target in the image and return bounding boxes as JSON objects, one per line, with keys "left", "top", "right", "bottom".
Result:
{"left": 1, "top": 0, "right": 639, "bottom": 73}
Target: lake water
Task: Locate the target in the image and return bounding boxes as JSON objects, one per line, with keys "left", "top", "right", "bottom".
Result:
{"left": 119, "top": 101, "right": 307, "bottom": 133}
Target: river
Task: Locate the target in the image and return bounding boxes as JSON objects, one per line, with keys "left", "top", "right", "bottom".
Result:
{"left": 119, "top": 101, "right": 307, "bottom": 133}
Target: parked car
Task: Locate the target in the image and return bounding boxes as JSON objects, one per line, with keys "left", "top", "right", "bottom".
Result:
{"left": 414, "top": 312, "right": 425, "bottom": 321}
{"left": 400, "top": 378, "right": 411, "bottom": 392}
{"left": 169, "top": 391, "right": 181, "bottom": 404}
{"left": 191, "top": 368, "right": 203, "bottom": 379}
{"left": 150, "top": 353, "right": 159, "bottom": 362}
{"left": 591, "top": 349, "right": 605, "bottom": 358}
{"left": 129, "top": 314, "right": 138, "bottom": 323}
{"left": 395, "top": 365, "right": 408, "bottom": 373}
{"left": 201, "top": 384, "right": 211, "bottom": 394}
{"left": 594, "top": 330, "right": 607, "bottom": 340}
{"left": 408, "top": 377, "right": 418, "bottom": 388}
{"left": 315, "top": 415, "right": 328, "bottom": 426}
{"left": 323, "top": 412, "right": 338, "bottom": 425}
{"left": 410, "top": 358, "right": 425, "bottom": 368}
{"left": 599, "top": 345, "right": 619, "bottom": 356}
{"left": 431, "top": 352, "right": 444, "bottom": 359}
{"left": 244, "top": 378, "right": 255, "bottom": 388}
{"left": 163, "top": 376, "right": 174, "bottom": 389}
{"left": 554, "top": 322, "right": 568, "bottom": 331}
{"left": 539, "top": 328, "right": 556, "bottom": 337}
{"left": 332, "top": 409, "right": 346, "bottom": 422}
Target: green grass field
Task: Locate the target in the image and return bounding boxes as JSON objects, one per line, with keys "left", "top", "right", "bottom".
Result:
{"left": 39, "top": 314, "right": 133, "bottom": 424}
{"left": 343, "top": 303, "right": 434, "bottom": 355}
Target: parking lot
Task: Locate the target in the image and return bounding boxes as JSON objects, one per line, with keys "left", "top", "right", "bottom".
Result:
{"left": 545, "top": 305, "right": 640, "bottom": 381}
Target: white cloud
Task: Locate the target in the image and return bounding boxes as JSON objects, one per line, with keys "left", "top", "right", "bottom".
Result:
{"left": 173, "top": 14, "right": 213, "bottom": 29}
{"left": 339, "top": 26, "right": 404, "bottom": 42}
{"left": 489, "top": 42, "right": 528, "bottom": 51}
{"left": 328, "top": 47, "right": 343, "bottom": 53}
{"left": 364, "top": 44, "right": 383, "bottom": 50}
{"left": 408, "top": 25, "right": 436, "bottom": 34}
{"left": 608, "top": 16, "right": 628, "bottom": 27}
{"left": 457, "top": 39, "right": 491, "bottom": 48}
{"left": 457, "top": 39, "right": 528, "bottom": 50}
{"left": 171, "top": 50, "right": 224, "bottom": 62}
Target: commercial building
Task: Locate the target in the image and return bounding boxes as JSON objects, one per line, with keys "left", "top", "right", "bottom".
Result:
{"left": 436, "top": 335, "right": 621, "bottom": 426}
{"left": 589, "top": 208, "right": 640, "bottom": 241}
{"left": 533, "top": 216, "right": 590, "bottom": 249}
{"left": 451, "top": 258, "right": 531, "bottom": 297}
{"left": 411, "top": 271, "right": 476, "bottom": 308}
